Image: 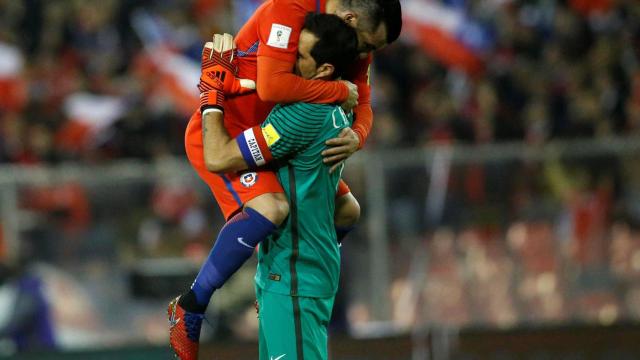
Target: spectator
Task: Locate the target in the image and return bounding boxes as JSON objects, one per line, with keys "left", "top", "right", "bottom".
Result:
{"left": 0, "top": 260, "right": 56, "bottom": 354}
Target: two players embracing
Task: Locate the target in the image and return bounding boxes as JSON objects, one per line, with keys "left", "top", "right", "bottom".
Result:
{"left": 169, "top": 1, "right": 402, "bottom": 359}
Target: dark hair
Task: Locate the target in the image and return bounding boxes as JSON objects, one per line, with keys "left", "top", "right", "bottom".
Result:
{"left": 341, "top": 0, "right": 402, "bottom": 44}
{"left": 303, "top": 13, "right": 358, "bottom": 79}
{"left": 379, "top": 0, "right": 402, "bottom": 44}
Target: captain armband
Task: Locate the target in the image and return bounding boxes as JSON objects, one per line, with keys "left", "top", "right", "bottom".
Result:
{"left": 235, "top": 126, "right": 274, "bottom": 168}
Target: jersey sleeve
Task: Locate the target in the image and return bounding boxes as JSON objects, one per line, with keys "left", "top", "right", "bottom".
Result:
{"left": 347, "top": 55, "right": 374, "bottom": 148}
{"left": 254, "top": 0, "right": 350, "bottom": 104}
{"left": 256, "top": 0, "right": 308, "bottom": 63}
{"left": 256, "top": 56, "right": 349, "bottom": 104}
{"left": 234, "top": 103, "right": 330, "bottom": 168}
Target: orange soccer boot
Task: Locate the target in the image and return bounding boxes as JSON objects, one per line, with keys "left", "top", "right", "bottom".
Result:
{"left": 168, "top": 296, "right": 204, "bottom": 360}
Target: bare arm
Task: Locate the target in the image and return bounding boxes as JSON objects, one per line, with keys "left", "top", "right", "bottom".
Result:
{"left": 201, "top": 110, "right": 248, "bottom": 173}
{"left": 203, "top": 103, "right": 327, "bottom": 173}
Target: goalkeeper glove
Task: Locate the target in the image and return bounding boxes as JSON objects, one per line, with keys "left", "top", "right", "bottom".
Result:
{"left": 199, "top": 33, "right": 256, "bottom": 114}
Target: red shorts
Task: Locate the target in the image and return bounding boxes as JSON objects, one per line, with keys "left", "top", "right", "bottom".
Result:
{"left": 185, "top": 112, "right": 351, "bottom": 220}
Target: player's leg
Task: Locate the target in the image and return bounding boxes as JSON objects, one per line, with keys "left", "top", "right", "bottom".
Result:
{"left": 171, "top": 167, "right": 267, "bottom": 359}
{"left": 256, "top": 287, "right": 271, "bottom": 360}
{"left": 298, "top": 295, "right": 335, "bottom": 360}
{"left": 260, "top": 292, "right": 335, "bottom": 360}
{"left": 244, "top": 191, "right": 290, "bottom": 225}
{"left": 334, "top": 180, "right": 360, "bottom": 244}
{"left": 170, "top": 125, "right": 285, "bottom": 358}
{"left": 258, "top": 290, "right": 299, "bottom": 360}
{"left": 181, "top": 169, "right": 286, "bottom": 313}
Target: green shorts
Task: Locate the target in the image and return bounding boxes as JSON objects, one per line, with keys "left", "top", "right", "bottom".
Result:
{"left": 256, "top": 286, "right": 335, "bottom": 360}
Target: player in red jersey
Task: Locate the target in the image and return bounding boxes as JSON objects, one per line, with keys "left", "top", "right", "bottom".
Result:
{"left": 169, "top": 1, "right": 402, "bottom": 359}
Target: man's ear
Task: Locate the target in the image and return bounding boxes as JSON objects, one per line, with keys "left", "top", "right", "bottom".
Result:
{"left": 338, "top": 10, "right": 358, "bottom": 27}
{"left": 313, "top": 63, "right": 335, "bottom": 80}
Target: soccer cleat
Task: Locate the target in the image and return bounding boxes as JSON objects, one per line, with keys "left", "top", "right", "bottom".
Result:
{"left": 168, "top": 296, "right": 204, "bottom": 360}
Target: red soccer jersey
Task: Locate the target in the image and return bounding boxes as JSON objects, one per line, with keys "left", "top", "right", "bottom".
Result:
{"left": 218, "top": 0, "right": 373, "bottom": 145}
{"left": 184, "top": 0, "right": 369, "bottom": 219}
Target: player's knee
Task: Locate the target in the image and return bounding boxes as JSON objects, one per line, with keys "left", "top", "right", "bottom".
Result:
{"left": 335, "top": 194, "right": 360, "bottom": 227}
{"left": 245, "top": 193, "right": 290, "bottom": 226}
{"left": 268, "top": 196, "right": 290, "bottom": 225}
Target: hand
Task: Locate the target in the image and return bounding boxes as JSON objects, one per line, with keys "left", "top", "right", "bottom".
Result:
{"left": 340, "top": 81, "right": 358, "bottom": 112}
{"left": 322, "top": 127, "right": 360, "bottom": 173}
{"left": 199, "top": 33, "right": 256, "bottom": 113}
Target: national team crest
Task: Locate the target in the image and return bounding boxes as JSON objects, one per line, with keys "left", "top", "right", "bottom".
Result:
{"left": 240, "top": 172, "right": 258, "bottom": 187}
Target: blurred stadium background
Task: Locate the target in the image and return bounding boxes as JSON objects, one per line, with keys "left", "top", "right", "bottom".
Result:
{"left": 1, "top": 0, "right": 640, "bottom": 359}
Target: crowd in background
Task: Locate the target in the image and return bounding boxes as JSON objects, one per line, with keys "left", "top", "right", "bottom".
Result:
{"left": 0, "top": 0, "right": 639, "bottom": 165}
{"left": 0, "top": 0, "right": 230, "bottom": 164}
{"left": 373, "top": 0, "right": 640, "bottom": 147}
{"left": 379, "top": 154, "right": 640, "bottom": 330}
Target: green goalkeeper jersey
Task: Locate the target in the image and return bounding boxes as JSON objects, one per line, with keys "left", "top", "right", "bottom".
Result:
{"left": 254, "top": 102, "right": 351, "bottom": 298}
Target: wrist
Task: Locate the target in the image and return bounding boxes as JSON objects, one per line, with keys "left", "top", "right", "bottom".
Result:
{"left": 200, "top": 89, "right": 225, "bottom": 114}
{"left": 202, "top": 108, "right": 223, "bottom": 117}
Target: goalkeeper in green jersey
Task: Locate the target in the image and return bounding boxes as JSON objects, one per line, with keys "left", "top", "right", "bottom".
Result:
{"left": 195, "top": 13, "right": 358, "bottom": 360}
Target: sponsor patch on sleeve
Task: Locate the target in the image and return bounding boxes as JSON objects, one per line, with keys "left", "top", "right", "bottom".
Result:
{"left": 266, "top": 24, "right": 292, "bottom": 49}
{"left": 261, "top": 123, "right": 281, "bottom": 147}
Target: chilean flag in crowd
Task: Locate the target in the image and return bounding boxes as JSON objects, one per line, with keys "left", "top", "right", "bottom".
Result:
{"left": 130, "top": 10, "right": 201, "bottom": 116}
{"left": 0, "top": 41, "right": 27, "bottom": 112}
{"left": 58, "top": 93, "right": 126, "bottom": 153}
{"left": 402, "top": 0, "right": 496, "bottom": 75}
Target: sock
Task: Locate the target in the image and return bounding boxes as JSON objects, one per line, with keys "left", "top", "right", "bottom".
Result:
{"left": 336, "top": 225, "right": 355, "bottom": 245}
{"left": 189, "top": 207, "right": 276, "bottom": 309}
{"left": 178, "top": 289, "right": 207, "bottom": 314}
